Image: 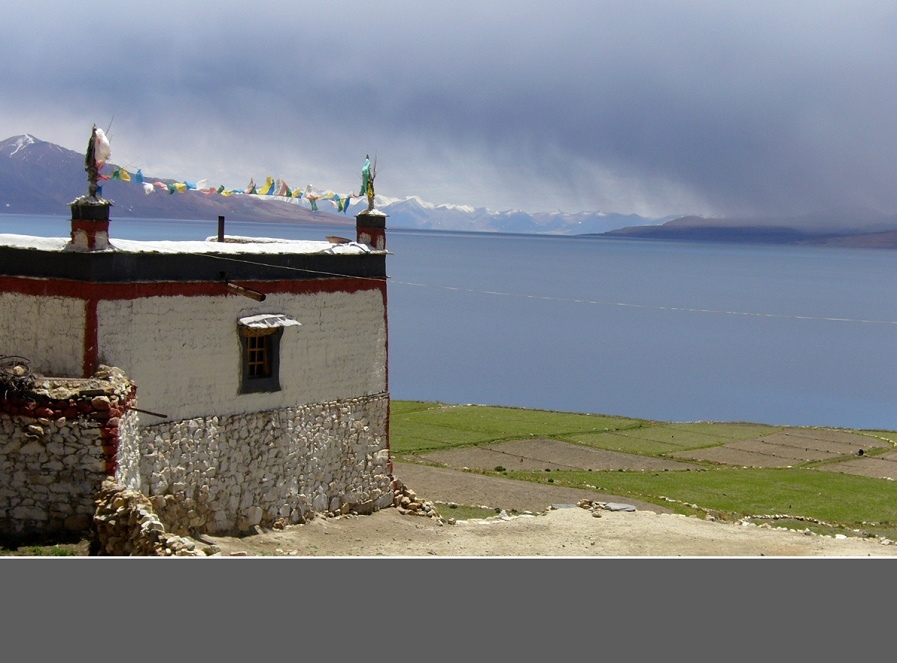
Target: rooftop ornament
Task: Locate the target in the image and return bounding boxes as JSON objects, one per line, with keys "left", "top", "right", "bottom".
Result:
{"left": 73, "top": 124, "right": 112, "bottom": 206}
{"left": 360, "top": 154, "right": 377, "bottom": 212}
{"left": 67, "top": 124, "right": 113, "bottom": 250}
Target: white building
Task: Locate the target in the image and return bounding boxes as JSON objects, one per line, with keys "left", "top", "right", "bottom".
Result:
{"left": 0, "top": 204, "right": 393, "bottom": 537}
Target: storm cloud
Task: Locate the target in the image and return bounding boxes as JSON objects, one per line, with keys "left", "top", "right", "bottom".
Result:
{"left": 3, "top": 1, "right": 897, "bottom": 218}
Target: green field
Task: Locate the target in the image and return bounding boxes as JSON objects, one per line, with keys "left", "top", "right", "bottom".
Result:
{"left": 391, "top": 400, "right": 897, "bottom": 540}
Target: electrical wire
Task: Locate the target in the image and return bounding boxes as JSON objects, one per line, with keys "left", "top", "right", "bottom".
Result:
{"left": 128, "top": 242, "right": 897, "bottom": 326}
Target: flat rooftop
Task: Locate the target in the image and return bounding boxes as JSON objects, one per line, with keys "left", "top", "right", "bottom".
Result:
{"left": 0, "top": 234, "right": 375, "bottom": 256}
{"left": 0, "top": 234, "right": 388, "bottom": 283}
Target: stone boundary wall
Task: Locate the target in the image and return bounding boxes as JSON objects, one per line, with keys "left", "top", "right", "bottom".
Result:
{"left": 92, "top": 478, "right": 437, "bottom": 557}
{"left": 0, "top": 366, "right": 136, "bottom": 541}
{"left": 93, "top": 478, "right": 208, "bottom": 556}
{"left": 116, "top": 393, "right": 392, "bottom": 535}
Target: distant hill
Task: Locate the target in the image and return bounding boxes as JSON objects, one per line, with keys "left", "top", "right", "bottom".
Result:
{"left": 603, "top": 209, "right": 897, "bottom": 248}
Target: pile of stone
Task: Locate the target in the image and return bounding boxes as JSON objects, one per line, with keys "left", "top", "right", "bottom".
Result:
{"left": 393, "top": 478, "right": 444, "bottom": 523}
{"left": 92, "top": 478, "right": 216, "bottom": 556}
{"left": 576, "top": 499, "right": 638, "bottom": 516}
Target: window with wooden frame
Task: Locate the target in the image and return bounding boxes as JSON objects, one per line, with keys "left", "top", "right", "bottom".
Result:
{"left": 238, "top": 314, "right": 301, "bottom": 394}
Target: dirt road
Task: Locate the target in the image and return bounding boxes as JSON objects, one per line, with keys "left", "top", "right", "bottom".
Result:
{"left": 202, "top": 502, "right": 897, "bottom": 557}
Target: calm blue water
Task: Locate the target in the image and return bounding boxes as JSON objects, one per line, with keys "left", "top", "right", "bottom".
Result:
{"left": 4, "top": 213, "right": 897, "bottom": 430}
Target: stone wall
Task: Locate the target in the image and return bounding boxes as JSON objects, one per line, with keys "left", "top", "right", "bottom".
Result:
{"left": 2, "top": 360, "right": 393, "bottom": 542}
{"left": 92, "top": 479, "right": 437, "bottom": 557}
{"left": 0, "top": 365, "right": 136, "bottom": 541}
{"left": 116, "top": 392, "right": 392, "bottom": 535}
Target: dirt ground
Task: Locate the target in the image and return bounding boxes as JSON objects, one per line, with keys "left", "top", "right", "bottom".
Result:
{"left": 206, "top": 509, "right": 897, "bottom": 558}
{"left": 200, "top": 457, "right": 897, "bottom": 558}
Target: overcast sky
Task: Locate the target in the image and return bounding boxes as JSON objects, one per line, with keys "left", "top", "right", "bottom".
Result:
{"left": 3, "top": 1, "right": 897, "bottom": 218}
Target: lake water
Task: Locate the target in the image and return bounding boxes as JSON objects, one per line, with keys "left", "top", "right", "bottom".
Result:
{"left": 3, "top": 213, "right": 897, "bottom": 430}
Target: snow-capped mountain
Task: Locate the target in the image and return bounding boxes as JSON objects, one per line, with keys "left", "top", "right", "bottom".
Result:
{"left": 0, "top": 134, "right": 669, "bottom": 234}
{"left": 356, "top": 194, "right": 671, "bottom": 234}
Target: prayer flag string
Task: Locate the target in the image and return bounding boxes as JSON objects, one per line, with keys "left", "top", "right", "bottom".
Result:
{"left": 94, "top": 128, "right": 364, "bottom": 214}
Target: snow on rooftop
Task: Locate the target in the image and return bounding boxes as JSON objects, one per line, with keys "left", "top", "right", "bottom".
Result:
{"left": 0, "top": 234, "right": 375, "bottom": 255}
{"left": 0, "top": 234, "right": 68, "bottom": 251}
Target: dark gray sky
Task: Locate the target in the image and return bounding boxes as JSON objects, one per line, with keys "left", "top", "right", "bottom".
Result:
{"left": 4, "top": 1, "right": 897, "bottom": 217}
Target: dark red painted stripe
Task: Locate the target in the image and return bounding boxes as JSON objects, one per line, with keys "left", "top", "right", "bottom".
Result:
{"left": 0, "top": 276, "right": 385, "bottom": 300}
{"left": 84, "top": 298, "right": 98, "bottom": 377}
{"left": 382, "top": 278, "right": 390, "bottom": 463}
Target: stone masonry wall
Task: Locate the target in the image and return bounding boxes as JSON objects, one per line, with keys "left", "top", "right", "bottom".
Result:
{"left": 0, "top": 365, "right": 136, "bottom": 541}
{"left": 116, "top": 392, "right": 392, "bottom": 535}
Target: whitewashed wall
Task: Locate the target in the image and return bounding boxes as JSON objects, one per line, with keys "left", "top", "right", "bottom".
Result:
{"left": 0, "top": 293, "right": 85, "bottom": 377}
{"left": 97, "top": 289, "right": 387, "bottom": 422}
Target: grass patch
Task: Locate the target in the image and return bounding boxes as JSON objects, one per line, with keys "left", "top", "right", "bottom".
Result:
{"left": 391, "top": 402, "right": 788, "bottom": 459}
{"left": 500, "top": 466, "right": 897, "bottom": 535}
{"left": 390, "top": 401, "right": 646, "bottom": 455}
{"left": 0, "top": 542, "right": 89, "bottom": 557}
{"left": 665, "top": 422, "right": 783, "bottom": 440}
{"left": 565, "top": 429, "right": 697, "bottom": 456}
{"left": 433, "top": 502, "right": 508, "bottom": 521}
{"left": 566, "top": 422, "right": 784, "bottom": 456}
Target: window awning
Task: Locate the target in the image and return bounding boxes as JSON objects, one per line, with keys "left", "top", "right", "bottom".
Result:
{"left": 238, "top": 313, "right": 301, "bottom": 330}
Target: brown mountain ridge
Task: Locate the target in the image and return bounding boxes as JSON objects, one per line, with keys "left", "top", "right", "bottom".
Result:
{"left": 0, "top": 134, "right": 352, "bottom": 228}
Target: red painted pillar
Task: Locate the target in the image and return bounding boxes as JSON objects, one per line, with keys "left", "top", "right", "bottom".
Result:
{"left": 355, "top": 211, "right": 387, "bottom": 251}
{"left": 66, "top": 196, "right": 112, "bottom": 374}
{"left": 83, "top": 297, "right": 99, "bottom": 378}
{"left": 68, "top": 199, "right": 112, "bottom": 252}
